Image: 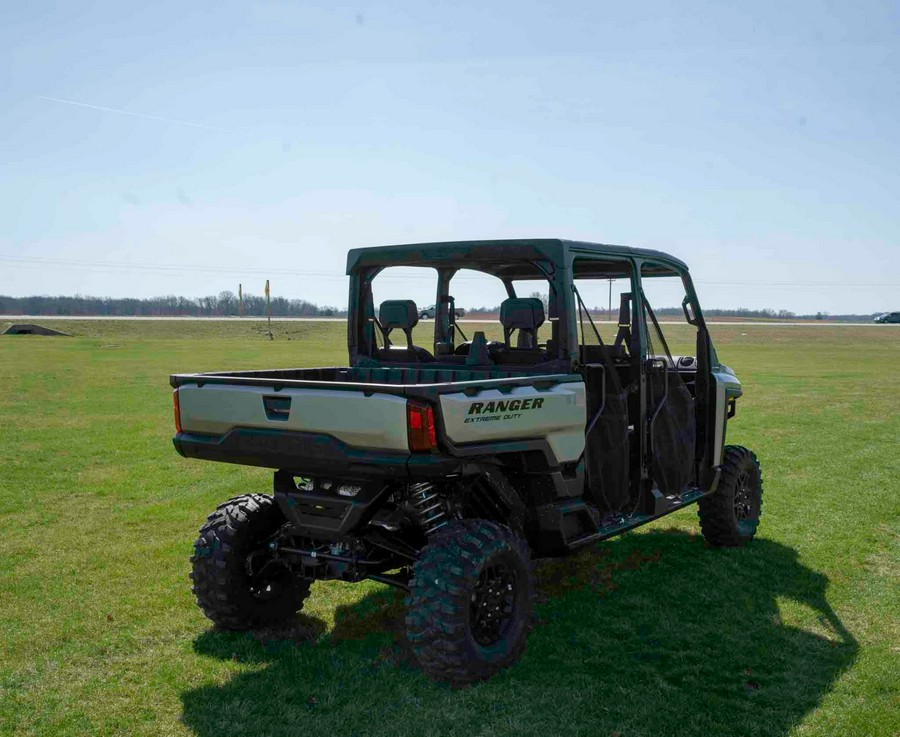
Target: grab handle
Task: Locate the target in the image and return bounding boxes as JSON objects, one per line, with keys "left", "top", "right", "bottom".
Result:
{"left": 263, "top": 395, "right": 291, "bottom": 421}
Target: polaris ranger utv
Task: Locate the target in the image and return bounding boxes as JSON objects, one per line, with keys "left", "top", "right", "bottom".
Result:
{"left": 172, "top": 239, "right": 762, "bottom": 685}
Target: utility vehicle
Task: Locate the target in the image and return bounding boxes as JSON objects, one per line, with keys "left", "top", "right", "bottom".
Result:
{"left": 172, "top": 239, "right": 763, "bottom": 685}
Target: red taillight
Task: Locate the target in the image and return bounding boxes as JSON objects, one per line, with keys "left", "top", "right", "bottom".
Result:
{"left": 407, "top": 401, "right": 437, "bottom": 452}
{"left": 173, "top": 390, "right": 182, "bottom": 433}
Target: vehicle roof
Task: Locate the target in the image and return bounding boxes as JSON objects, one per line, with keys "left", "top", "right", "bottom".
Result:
{"left": 346, "top": 238, "right": 688, "bottom": 279}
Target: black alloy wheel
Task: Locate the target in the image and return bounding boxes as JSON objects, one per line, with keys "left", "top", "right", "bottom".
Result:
{"left": 470, "top": 562, "right": 518, "bottom": 647}
{"left": 406, "top": 520, "right": 535, "bottom": 685}
{"left": 190, "top": 494, "right": 311, "bottom": 630}
{"left": 698, "top": 445, "right": 764, "bottom": 547}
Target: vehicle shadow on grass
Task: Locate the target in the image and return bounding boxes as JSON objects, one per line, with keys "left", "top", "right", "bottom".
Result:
{"left": 181, "top": 531, "right": 857, "bottom": 737}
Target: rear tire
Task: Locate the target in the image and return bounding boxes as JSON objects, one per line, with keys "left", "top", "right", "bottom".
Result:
{"left": 698, "top": 445, "right": 763, "bottom": 547}
{"left": 405, "top": 520, "right": 535, "bottom": 686}
{"left": 190, "top": 493, "right": 310, "bottom": 630}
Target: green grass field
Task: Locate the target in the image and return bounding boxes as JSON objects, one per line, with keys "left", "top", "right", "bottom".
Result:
{"left": 1, "top": 320, "right": 897, "bottom": 737}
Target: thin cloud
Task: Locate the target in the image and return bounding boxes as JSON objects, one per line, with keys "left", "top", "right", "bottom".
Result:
{"left": 36, "top": 95, "right": 242, "bottom": 135}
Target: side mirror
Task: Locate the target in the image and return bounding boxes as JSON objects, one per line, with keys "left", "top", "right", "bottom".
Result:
{"left": 682, "top": 296, "right": 698, "bottom": 326}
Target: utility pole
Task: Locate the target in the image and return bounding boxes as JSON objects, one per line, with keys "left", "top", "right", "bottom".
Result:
{"left": 265, "top": 279, "right": 273, "bottom": 340}
{"left": 608, "top": 278, "right": 613, "bottom": 322}
{"left": 238, "top": 283, "right": 244, "bottom": 317}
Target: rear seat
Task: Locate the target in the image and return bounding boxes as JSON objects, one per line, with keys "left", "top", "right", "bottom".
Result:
{"left": 374, "top": 300, "right": 435, "bottom": 363}
{"left": 493, "top": 297, "right": 547, "bottom": 365}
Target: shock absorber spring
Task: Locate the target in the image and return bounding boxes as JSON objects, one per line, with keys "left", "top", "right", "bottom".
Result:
{"left": 409, "top": 482, "right": 448, "bottom": 535}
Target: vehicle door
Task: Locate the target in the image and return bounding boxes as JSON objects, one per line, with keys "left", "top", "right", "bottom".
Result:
{"left": 571, "top": 257, "right": 638, "bottom": 514}
{"left": 636, "top": 263, "right": 707, "bottom": 496}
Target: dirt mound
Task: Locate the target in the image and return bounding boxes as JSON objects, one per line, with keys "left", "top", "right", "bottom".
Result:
{"left": 2, "top": 323, "right": 71, "bottom": 336}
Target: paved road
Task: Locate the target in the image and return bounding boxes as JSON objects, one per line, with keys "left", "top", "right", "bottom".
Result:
{"left": 1, "top": 315, "right": 347, "bottom": 322}
{"left": 0, "top": 315, "right": 888, "bottom": 326}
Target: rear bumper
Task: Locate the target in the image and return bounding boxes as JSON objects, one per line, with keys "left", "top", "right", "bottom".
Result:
{"left": 173, "top": 428, "right": 460, "bottom": 478}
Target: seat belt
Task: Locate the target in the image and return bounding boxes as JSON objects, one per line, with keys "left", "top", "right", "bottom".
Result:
{"left": 613, "top": 293, "right": 632, "bottom": 356}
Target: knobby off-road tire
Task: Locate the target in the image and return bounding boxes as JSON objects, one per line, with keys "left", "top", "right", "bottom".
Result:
{"left": 190, "top": 493, "right": 310, "bottom": 630}
{"left": 405, "top": 520, "right": 535, "bottom": 686}
{"left": 698, "top": 445, "right": 763, "bottom": 547}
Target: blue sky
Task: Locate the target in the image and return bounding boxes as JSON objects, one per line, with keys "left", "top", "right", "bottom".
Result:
{"left": 1, "top": 0, "right": 898, "bottom": 313}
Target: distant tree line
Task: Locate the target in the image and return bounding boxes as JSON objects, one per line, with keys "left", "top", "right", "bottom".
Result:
{"left": 0, "top": 291, "right": 346, "bottom": 317}
{"left": 0, "top": 293, "right": 878, "bottom": 322}
{"left": 467, "top": 302, "right": 876, "bottom": 323}
{"left": 626, "top": 306, "right": 873, "bottom": 322}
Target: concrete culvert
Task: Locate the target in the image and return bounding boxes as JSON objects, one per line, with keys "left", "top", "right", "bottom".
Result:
{"left": 2, "top": 323, "right": 71, "bottom": 336}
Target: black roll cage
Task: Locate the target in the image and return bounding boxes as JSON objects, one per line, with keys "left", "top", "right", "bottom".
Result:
{"left": 346, "top": 239, "right": 710, "bottom": 370}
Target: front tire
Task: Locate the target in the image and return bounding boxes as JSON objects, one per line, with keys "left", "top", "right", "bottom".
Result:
{"left": 405, "top": 520, "right": 535, "bottom": 686}
{"left": 190, "top": 493, "right": 310, "bottom": 630}
{"left": 698, "top": 445, "right": 763, "bottom": 547}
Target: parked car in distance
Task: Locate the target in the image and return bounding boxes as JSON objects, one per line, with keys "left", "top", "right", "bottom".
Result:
{"left": 874, "top": 312, "right": 900, "bottom": 324}
{"left": 419, "top": 303, "right": 465, "bottom": 319}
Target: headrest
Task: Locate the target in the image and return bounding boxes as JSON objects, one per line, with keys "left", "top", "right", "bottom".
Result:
{"left": 379, "top": 300, "right": 419, "bottom": 331}
{"left": 499, "top": 297, "right": 545, "bottom": 331}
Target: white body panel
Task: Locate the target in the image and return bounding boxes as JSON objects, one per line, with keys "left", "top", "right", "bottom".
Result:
{"left": 177, "top": 384, "right": 410, "bottom": 451}
{"left": 712, "top": 364, "right": 742, "bottom": 464}
{"left": 439, "top": 381, "right": 587, "bottom": 463}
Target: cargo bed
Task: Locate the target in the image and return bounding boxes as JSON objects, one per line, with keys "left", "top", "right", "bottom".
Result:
{"left": 171, "top": 364, "right": 586, "bottom": 473}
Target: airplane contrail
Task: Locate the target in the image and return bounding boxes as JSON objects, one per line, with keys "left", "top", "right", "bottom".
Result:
{"left": 36, "top": 95, "right": 242, "bottom": 135}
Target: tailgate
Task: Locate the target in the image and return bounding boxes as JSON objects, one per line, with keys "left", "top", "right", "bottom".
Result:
{"left": 176, "top": 383, "right": 409, "bottom": 452}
